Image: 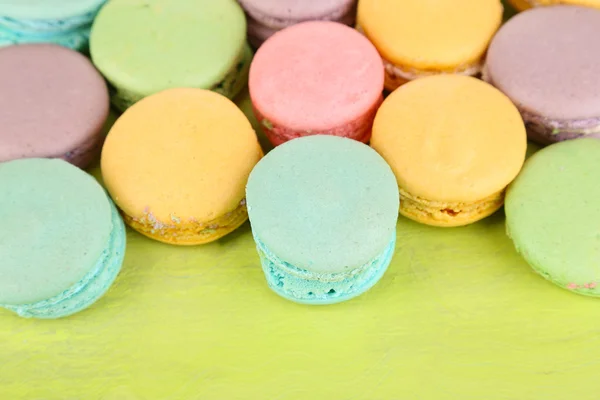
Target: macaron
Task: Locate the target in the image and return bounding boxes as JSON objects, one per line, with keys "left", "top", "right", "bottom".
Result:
{"left": 0, "top": 0, "right": 106, "bottom": 52}
{"left": 508, "top": 0, "right": 600, "bottom": 12}
{"left": 238, "top": 0, "right": 357, "bottom": 48}
{"left": 0, "top": 158, "right": 126, "bottom": 319}
{"left": 249, "top": 21, "right": 384, "bottom": 146}
{"left": 101, "top": 88, "right": 263, "bottom": 245}
{"left": 506, "top": 139, "right": 600, "bottom": 296}
{"left": 370, "top": 75, "right": 526, "bottom": 227}
{"left": 484, "top": 6, "right": 600, "bottom": 145}
{"left": 357, "top": 0, "right": 503, "bottom": 91}
{"left": 90, "top": 0, "right": 252, "bottom": 111}
{"left": 246, "top": 135, "right": 399, "bottom": 305}
{"left": 0, "top": 44, "right": 109, "bottom": 168}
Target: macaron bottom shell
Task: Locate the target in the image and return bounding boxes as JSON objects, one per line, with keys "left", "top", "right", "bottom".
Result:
{"left": 399, "top": 188, "right": 505, "bottom": 227}
{"left": 254, "top": 94, "right": 382, "bottom": 146}
{"left": 123, "top": 200, "right": 249, "bottom": 246}
{"left": 256, "top": 233, "right": 396, "bottom": 305}
{"left": 0, "top": 23, "right": 90, "bottom": 52}
{"left": 1, "top": 197, "right": 125, "bottom": 319}
{"left": 505, "top": 223, "right": 600, "bottom": 297}
{"left": 107, "top": 43, "right": 253, "bottom": 112}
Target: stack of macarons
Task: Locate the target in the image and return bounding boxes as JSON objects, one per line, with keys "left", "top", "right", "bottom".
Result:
{"left": 4, "top": 0, "right": 600, "bottom": 322}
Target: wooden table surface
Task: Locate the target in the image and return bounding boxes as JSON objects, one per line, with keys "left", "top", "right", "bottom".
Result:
{"left": 4, "top": 3, "right": 600, "bottom": 399}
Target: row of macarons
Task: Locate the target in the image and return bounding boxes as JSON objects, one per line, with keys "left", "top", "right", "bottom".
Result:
{"left": 2, "top": 2, "right": 600, "bottom": 168}
{"left": 2, "top": 77, "right": 598, "bottom": 319}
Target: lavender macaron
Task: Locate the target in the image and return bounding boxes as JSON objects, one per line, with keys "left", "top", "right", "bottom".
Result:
{"left": 484, "top": 6, "right": 600, "bottom": 145}
{"left": 0, "top": 44, "right": 109, "bottom": 168}
{"left": 238, "top": 0, "right": 357, "bottom": 48}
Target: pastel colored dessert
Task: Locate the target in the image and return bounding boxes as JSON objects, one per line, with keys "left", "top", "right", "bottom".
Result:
{"left": 508, "top": 0, "right": 600, "bottom": 11}
{"left": 249, "top": 21, "right": 384, "bottom": 146}
{"left": 90, "top": 0, "right": 252, "bottom": 111}
{"left": 101, "top": 88, "right": 263, "bottom": 245}
{"left": 0, "top": 44, "right": 109, "bottom": 168}
{"left": 246, "top": 135, "right": 399, "bottom": 305}
{"left": 357, "top": 0, "right": 503, "bottom": 91}
{"left": 505, "top": 139, "right": 600, "bottom": 296}
{"left": 0, "top": 0, "right": 106, "bottom": 52}
{"left": 237, "top": 0, "right": 357, "bottom": 48}
{"left": 484, "top": 6, "right": 600, "bottom": 145}
{"left": 0, "top": 158, "right": 126, "bottom": 319}
{"left": 371, "top": 75, "right": 526, "bottom": 227}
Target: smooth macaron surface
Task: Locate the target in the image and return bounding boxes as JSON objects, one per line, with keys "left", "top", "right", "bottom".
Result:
{"left": 239, "top": 0, "right": 355, "bottom": 23}
{"left": 101, "top": 88, "right": 262, "bottom": 244}
{"left": 249, "top": 21, "right": 383, "bottom": 135}
{"left": 0, "top": 44, "right": 109, "bottom": 167}
{"left": 90, "top": 0, "right": 248, "bottom": 107}
{"left": 371, "top": 75, "right": 526, "bottom": 203}
{"left": 0, "top": 0, "right": 106, "bottom": 20}
{"left": 357, "top": 0, "right": 503, "bottom": 70}
{"left": 505, "top": 139, "right": 600, "bottom": 295}
{"left": 0, "top": 158, "right": 114, "bottom": 305}
{"left": 246, "top": 135, "right": 399, "bottom": 274}
{"left": 486, "top": 6, "right": 600, "bottom": 122}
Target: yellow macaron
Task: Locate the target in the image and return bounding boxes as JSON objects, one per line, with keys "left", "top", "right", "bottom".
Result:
{"left": 508, "top": 0, "right": 600, "bottom": 11}
{"left": 357, "top": 0, "right": 503, "bottom": 91}
{"left": 101, "top": 88, "right": 263, "bottom": 245}
{"left": 370, "top": 75, "right": 526, "bottom": 227}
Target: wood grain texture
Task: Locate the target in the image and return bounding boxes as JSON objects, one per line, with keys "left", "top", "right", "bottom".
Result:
{"left": 6, "top": 4, "right": 599, "bottom": 398}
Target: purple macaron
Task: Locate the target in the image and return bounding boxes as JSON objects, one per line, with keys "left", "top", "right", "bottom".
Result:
{"left": 238, "top": 0, "right": 357, "bottom": 48}
{"left": 484, "top": 6, "right": 600, "bottom": 145}
{"left": 0, "top": 44, "right": 109, "bottom": 168}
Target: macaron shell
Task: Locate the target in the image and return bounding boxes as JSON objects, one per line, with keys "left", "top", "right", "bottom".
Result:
{"left": 90, "top": 0, "right": 247, "bottom": 101}
{"left": 238, "top": 0, "right": 356, "bottom": 24}
{"left": 0, "top": 158, "right": 113, "bottom": 305}
{"left": 357, "top": 0, "right": 503, "bottom": 70}
{"left": 486, "top": 5, "right": 600, "bottom": 121}
{"left": 101, "top": 88, "right": 262, "bottom": 230}
{"left": 0, "top": 0, "right": 106, "bottom": 20}
{"left": 371, "top": 75, "right": 526, "bottom": 203}
{"left": 246, "top": 135, "right": 399, "bottom": 274}
{"left": 505, "top": 139, "right": 600, "bottom": 296}
{"left": 0, "top": 44, "right": 109, "bottom": 167}
{"left": 249, "top": 21, "right": 384, "bottom": 133}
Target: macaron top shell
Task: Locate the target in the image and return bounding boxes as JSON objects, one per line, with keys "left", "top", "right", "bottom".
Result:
{"left": 486, "top": 6, "right": 600, "bottom": 121}
{"left": 529, "top": 0, "right": 600, "bottom": 6}
{"left": 371, "top": 75, "right": 526, "bottom": 202}
{"left": 101, "top": 88, "right": 262, "bottom": 224}
{"left": 0, "top": 0, "right": 106, "bottom": 19}
{"left": 0, "top": 158, "right": 112, "bottom": 305}
{"left": 249, "top": 21, "right": 383, "bottom": 131}
{"left": 357, "top": 0, "right": 503, "bottom": 69}
{"left": 0, "top": 44, "right": 109, "bottom": 164}
{"left": 90, "top": 0, "right": 246, "bottom": 98}
{"left": 505, "top": 139, "right": 600, "bottom": 289}
{"left": 238, "top": 0, "right": 355, "bottom": 22}
{"left": 246, "top": 135, "right": 399, "bottom": 274}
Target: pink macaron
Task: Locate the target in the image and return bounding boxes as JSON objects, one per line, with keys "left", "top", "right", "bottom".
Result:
{"left": 249, "top": 21, "right": 384, "bottom": 146}
{"left": 238, "top": 0, "right": 357, "bottom": 48}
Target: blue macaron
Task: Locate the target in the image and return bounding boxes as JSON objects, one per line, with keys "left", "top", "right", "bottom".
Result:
{"left": 246, "top": 135, "right": 399, "bottom": 305}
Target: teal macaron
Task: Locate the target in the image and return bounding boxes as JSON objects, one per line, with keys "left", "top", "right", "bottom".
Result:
{"left": 505, "top": 138, "right": 600, "bottom": 296}
{"left": 0, "top": 158, "right": 126, "bottom": 318}
{"left": 246, "top": 135, "right": 399, "bottom": 305}
{"left": 0, "top": 0, "right": 107, "bottom": 52}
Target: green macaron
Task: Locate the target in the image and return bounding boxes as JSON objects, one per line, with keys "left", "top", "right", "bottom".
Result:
{"left": 90, "top": 0, "right": 251, "bottom": 111}
{"left": 0, "top": 158, "right": 126, "bottom": 318}
{"left": 505, "top": 138, "right": 600, "bottom": 296}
